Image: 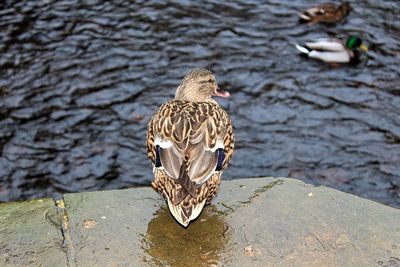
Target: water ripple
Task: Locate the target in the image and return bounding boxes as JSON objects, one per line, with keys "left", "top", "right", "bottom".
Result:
{"left": 0, "top": 0, "right": 399, "bottom": 207}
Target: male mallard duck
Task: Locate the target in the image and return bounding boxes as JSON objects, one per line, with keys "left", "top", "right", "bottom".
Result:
{"left": 146, "top": 68, "right": 234, "bottom": 227}
{"left": 295, "top": 36, "right": 368, "bottom": 64}
{"left": 298, "top": 2, "right": 352, "bottom": 24}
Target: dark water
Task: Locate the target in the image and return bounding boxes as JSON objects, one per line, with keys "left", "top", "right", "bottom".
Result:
{"left": 0, "top": 0, "right": 399, "bottom": 208}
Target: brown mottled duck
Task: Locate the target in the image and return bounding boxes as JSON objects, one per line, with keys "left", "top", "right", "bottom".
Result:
{"left": 146, "top": 68, "right": 234, "bottom": 227}
{"left": 298, "top": 2, "right": 352, "bottom": 24}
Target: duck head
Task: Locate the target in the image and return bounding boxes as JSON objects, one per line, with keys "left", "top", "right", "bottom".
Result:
{"left": 346, "top": 36, "right": 368, "bottom": 52}
{"left": 175, "top": 68, "right": 230, "bottom": 102}
{"left": 340, "top": 2, "right": 352, "bottom": 15}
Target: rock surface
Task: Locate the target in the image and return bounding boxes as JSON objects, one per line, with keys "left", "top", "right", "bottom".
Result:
{"left": 1, "top": 177, "right": 400, "bottom": 266}
{"left": 0, "top": 199, "right": 67, "bottom": 266}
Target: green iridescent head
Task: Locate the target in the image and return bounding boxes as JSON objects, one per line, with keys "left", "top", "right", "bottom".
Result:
{"left": 346, "top": 36, "right": 368, "bottom": 51}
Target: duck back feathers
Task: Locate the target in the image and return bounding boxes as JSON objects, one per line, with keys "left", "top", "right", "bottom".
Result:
{"left": 147, "top": 99, "right": 234, "bottom": 226}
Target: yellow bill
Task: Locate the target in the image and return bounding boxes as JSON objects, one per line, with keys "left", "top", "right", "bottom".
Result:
{"left": 360, "top": 43, "right": 368, "bottom": 52}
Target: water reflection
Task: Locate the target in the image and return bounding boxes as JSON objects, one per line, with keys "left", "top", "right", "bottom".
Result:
{"left": 142, "top": 205, "right": 230, "bottom": 267}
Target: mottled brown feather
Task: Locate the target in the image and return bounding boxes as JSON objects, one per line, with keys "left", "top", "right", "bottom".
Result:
{"left": 146, "top": 69, "right": 234, "bottom": 226}
{"left": 299, "top": 2, "right": 351, "bottom": 24}
{"left": 147, "top": 100, "right": 234, "bottom": 172}
{"left": 147, "top": 101, "right": 234, "bottom": 223}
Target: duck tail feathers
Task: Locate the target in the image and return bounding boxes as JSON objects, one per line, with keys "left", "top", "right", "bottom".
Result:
{"left": 296, "top": 44, "right": 311, "bottom": 55}
{"left": 167, "top": 198, "right": 206, "bottom": 227}
{"left": 298, "top": 12, "right": 311, "bottom": 23}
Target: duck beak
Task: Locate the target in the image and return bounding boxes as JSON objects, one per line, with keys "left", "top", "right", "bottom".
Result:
{"left": 212, "top": 86, "right": 230, "bottom": 98}
{"left": 360, "top": 43, "right": 368, "bottom": 52}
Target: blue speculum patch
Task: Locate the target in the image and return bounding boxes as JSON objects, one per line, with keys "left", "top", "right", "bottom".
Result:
{"left": 216, "top": 148, "right": 224, "bottom": 171}
{"left": 155, "top": 145, "right": 162, "bottom": 167}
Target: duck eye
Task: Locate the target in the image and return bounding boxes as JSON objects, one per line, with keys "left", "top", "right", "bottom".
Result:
{"left": 208, "top": 79, "right": 213, "bottom": 83}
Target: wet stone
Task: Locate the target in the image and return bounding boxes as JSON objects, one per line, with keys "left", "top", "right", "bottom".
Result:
{"left": 62, "top": 186, "right": 161, "bottom": 266}
{"left": 58, "top": 177, "right": 400, "bottom": 266}
{"left": 0, "top": 198, "right": 67, "bottom": 266}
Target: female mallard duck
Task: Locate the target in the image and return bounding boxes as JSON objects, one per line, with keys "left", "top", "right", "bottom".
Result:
{"left": 295, "top": 36, "right": 368, "bottom": 64}
{"left": 298, "top": 2, "right": 352, "bottom": 24}
{"left": 146, "top": 68, "right": 234, "bottom": 227}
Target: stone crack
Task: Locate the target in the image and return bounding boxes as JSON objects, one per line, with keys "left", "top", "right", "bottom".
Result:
{"left": 55, "top": 198, "right": 77, "bottom": 267}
